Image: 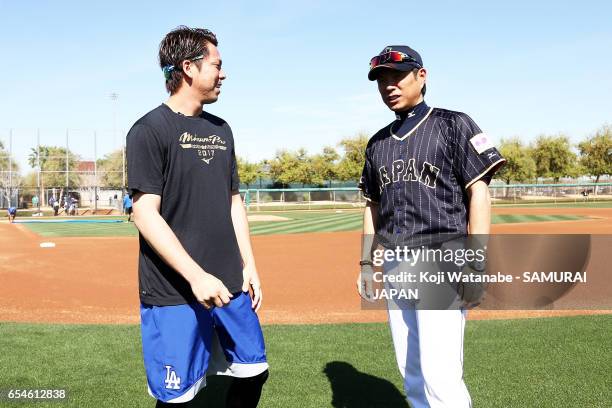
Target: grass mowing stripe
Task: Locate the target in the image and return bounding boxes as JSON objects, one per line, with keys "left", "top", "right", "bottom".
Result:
{"left": 23, "top": 222, "right": 137, "bottom": 237}
{"left": 251, "top": 210, "right": 361, "bottom": 221}
{"left": 502, "top": 214, "right": 526, "bottom": 223}
{"left": 318, "top": 219, "right": 364, "bottom": 232}
{"left": 249, "top": 213, "right": 354, "bottom": 232}
{"left": 18, "top": 212, "right": 592, "bottom": 238}
{"left": 256, "top": 213, "right": 589, "bottom": 233}
{"left": 253, "top": 220, "right": 354, "bottom": 235}
{"left": 251, "top": 218, "right": 337, "bottom": 234}
{"left": 491, "top": 214, "right": 509, "bottom": 224}
{"left": 494, "top": 201, "right": 612, "bottom": 209}
{"left": 256, "top": 213, "right": 360, "bottom": 228}
{"left": 252, "top": 216, "right": 361, "bottom": 235}
{"left": 555, "top": 214, "right": 584, "bottom": 220}
{"left": 249, "top": 214, "right": 360, "bottom": 234}
{"left": 492, "top": 214, "right": 588, "bottom": 224}
{"left": 270, "top": 217, "right": 362, "bottom": 234}
{"left": 512, "top": 214, "right": 535, "bottom": 223}
{"left": 538, "top": 214, "right": 567, "bottom": 222}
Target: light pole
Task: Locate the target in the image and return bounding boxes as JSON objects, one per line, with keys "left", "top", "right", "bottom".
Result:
{"left": 109, "top": 92, "right": 119, "bottom": 148}
{"left": 37, "top": 129, "right": 41, "bottom": 211}
{"left": 94, "top": 131, "right": 98, "bottom": 214}
{"left": 110, "top": 92, "right": 125, "bottom": 201}
{"left": 8, "top": 129, "right": 12, "bottom": 208}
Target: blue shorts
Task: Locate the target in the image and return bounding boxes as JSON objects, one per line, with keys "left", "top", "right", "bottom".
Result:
{"left": 140, "top": 292, "right": 268, "bottom": 403}
{"left": 7, "top": 207, "right": 16, "bottom": 216}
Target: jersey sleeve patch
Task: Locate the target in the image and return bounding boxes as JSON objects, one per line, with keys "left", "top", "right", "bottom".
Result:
{"left": 469, "top": 133, "right": 495, "bottom": 154}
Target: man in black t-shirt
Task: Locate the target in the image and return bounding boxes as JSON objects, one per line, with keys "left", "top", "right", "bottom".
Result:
{"left": 127, "top": 26, "right": 268, "bottom": 407}
{"left": 357, "top": 45, "right": 505, "bottom": 407}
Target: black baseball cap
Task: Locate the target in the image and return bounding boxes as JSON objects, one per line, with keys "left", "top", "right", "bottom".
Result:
{"left": 368, "top": 45, "right": 423, "bottom": 81}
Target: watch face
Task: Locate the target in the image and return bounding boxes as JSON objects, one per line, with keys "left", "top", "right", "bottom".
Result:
{"left": 472, "top": 260, "right": 486, "bottom": 272}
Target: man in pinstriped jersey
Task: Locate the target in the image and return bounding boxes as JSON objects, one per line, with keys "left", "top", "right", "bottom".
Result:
{"left": 356, "top": 45, "right": 505, "bottom": 407}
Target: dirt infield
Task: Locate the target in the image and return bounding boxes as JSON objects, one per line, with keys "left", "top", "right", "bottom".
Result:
{"left": 1, "top": 207, "right": 610, "bottom": 325}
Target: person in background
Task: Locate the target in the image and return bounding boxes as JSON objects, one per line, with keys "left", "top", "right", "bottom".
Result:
{"left": 7, "top": 206, "right": 17, "bottom": 223}
{"left": 53, "top": 197, "right": 60, "bottom": 216}
{"left": 70, "top": 196, "right": 78, "bottom": 216}
{"left": 123, "top": 192, "right": 133, "bottom": 222}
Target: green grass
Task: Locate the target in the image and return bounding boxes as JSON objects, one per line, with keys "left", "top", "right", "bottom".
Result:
{"left": 247, "top": 200, "right": 612, "bottom": 210}
{"left": 0, "top": 315, "right": 609, "bottom": 407}
{"left": 491, "top": 214, "right": 586, "bottom": 224}
{"left": 19, "top": 218, "right": 138, "bottom": 237}
{"left": 249, "top": 211, "right": 362, "bottom": 235}
{"left": 17, "top": 211, "right": 591, "bottom": 238}
{"left": 247, "top": 203, "right": 362, "bottom": 211}
{"left": 494, "top": 200, "right": 612, "bottom": 208}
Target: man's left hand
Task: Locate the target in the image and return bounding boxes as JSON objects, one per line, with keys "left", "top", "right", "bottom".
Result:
{"left": 458, "top": 264, "right": 487, "bottom": 309}
{"left": 242, "top": 263, "right": 263, "bottom": 312}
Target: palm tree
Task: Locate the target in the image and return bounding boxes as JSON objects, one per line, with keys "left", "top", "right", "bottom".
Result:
{"left": 28, "top": 147, "right": 50, "bottom": 204}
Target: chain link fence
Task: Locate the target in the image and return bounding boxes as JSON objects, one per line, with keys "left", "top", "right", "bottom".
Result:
{"left": 0, "top": 128, "right": 126, "bottom": 214}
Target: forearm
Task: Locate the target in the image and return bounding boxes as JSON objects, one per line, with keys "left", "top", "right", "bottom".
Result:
{"left": 361, "top": 201, "right": 379, "bottom": 262}
{"left": 133, "top": 204, "right": 204, "bottom": 284}
{"left": 231, "top": 192, "right": 256, "bottom": 266}
{"left": 467, "top": 181, "right": 491, "bottom": 235}
{"left": 467, "top": 180, "right": 492, "bottom": 263}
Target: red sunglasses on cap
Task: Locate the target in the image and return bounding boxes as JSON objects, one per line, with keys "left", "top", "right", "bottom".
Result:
{"left": 369, "top": 51, "right": 421, "bottom": 69}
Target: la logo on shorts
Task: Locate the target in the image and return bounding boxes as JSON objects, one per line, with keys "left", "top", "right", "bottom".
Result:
{"left": 164, "top": 365, "right": 181, "bottom": 390}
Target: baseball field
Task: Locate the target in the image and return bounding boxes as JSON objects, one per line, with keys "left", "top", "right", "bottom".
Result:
{"left": 1, "top": 202, "right": 611, "bottom": 407}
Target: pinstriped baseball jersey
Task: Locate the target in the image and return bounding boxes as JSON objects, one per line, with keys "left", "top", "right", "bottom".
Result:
{"left": 358, "top": 102, "right": 505, "bottom": 242}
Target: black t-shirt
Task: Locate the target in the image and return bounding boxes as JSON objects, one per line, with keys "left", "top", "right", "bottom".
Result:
{"left": 127, "top": 104, "right": 243, "bottom": 306}
{"left": 359, "top": 105, "right": 505, "bottom": 247}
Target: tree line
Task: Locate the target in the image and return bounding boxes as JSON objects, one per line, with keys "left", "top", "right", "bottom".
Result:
{"left": 238, "top": 134, "right": 369, "bottom": 188}
{"left": 497, "top": 124, "right": 611, "bottom": 184}
{"left": 242, "top": 124, "right": 611, "bottom": 187}
{"left": 0, "top": 124, "right": 610, "bottom": 193}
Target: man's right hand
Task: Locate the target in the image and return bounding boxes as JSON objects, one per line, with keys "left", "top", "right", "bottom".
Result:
{"left": 356, "top": 266, "right": 375, "bottom": 302}
{"left": 190, "top": 273, "right": 233, "bottom": 309}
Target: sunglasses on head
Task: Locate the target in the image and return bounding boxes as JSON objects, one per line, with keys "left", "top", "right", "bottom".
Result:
{"left": 162, "top": 54, "right": 205, "bottom": 81}
{"left": 369, "top": 51, "right": 421, "bottom": 70}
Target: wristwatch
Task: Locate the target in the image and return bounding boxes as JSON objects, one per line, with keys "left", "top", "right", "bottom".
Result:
{"left": 469, "top": 259, "right": 487, "bottom": 273}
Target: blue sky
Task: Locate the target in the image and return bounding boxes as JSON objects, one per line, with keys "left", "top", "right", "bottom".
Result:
{"left": 1, "top": 0, "right": 611, "bottom": 171}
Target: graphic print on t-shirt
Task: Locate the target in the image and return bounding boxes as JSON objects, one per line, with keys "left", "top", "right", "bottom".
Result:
{"left": 178, "top": 131, "right": 228, "bottom": 164}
